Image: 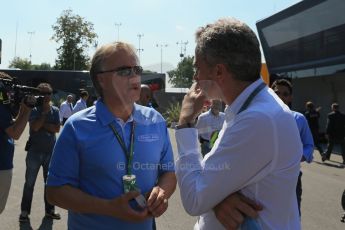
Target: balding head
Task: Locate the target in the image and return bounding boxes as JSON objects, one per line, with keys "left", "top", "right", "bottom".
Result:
{"left": 67, "top": 95, "right": 73, "bottom": 103}
{"left": 210, "top": 99, "right": 222, "bottom": 115}
{"left": 138, "top": 84, "right": 152, "bottom": 106}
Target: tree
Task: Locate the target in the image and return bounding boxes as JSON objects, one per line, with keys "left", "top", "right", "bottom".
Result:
{"left": 168, "top": 56, "right": 195, "bottom": 88}
{"left": 8, "top": 57, "right": 52, "bottom": 70}
{"left": 32, "top": 63, "right": 52, "bottom": 70}
{"left": 143, "top": 70, "right": 157, "bottom": 74}
{"left": 8, "top": 57, "right": 32, "bottom": 69}
{"left": 51, "top": 9, "right": 97, "bottom": 70}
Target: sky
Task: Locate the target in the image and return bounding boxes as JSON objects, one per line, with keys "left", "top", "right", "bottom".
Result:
{"left": 0, "top": 0, "right": 301, "bottom": 72}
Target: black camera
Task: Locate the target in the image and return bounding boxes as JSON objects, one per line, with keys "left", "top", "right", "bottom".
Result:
{"left": 0, "top": 77, "right": 44, "bottom": 109}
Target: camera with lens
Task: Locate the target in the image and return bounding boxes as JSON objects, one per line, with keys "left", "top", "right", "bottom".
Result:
{"left": 0, "top": 77, "right": 45, "bottom": 114}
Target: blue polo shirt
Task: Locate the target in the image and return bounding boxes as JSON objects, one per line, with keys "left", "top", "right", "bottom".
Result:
{"left": 0, "top": 104, "right": 15, "bottom": 170}
{"left": 47, "top": 100, "right": 175, "bottom": 230}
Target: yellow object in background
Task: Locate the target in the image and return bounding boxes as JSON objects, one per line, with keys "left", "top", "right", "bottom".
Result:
{"left": 261, "top": 63, "right": 269, "bottom": 85}
{"left": 209, "top": 130, "right": 220, "bottom": 149}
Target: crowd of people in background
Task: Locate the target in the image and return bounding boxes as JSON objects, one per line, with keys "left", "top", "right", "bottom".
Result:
{"left": 303, "top": 101, "right": 345, "bottom": 165}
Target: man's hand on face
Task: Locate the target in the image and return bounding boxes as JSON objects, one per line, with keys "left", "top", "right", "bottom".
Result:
{"left": 146, "top": 186, "right": 168, "bottom": 217}
{"left": 179, "top": 82, "right": 207, "bottom": 124}
{"left": 214, "top": 192, "right": 263, "bottom": 230}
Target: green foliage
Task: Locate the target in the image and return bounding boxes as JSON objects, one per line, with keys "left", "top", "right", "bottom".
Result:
{"left": 164, "top": 102, "right": 181, "bottom": 127}
{"left": 32, "top": 63, "right": 52, "bottom": 70}
{"left": 51, "top": 9, "right": 97, "bottom": 70}
{"left": 8, "top": 57, "right": 52, "bottom": 70}
{"left": 8, "top": 57, "right": 31, "bottom": 69}
{"left": 143, "top": 69, "right": 157, "bottom": 74}
{"left": 168, "top": 56, "right": 195, "bottom": 88}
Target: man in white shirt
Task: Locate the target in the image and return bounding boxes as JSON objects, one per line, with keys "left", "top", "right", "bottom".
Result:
{"left": 59, "top": 95, "right": 74, "bottom": 125}
{"left": 175, "top": 17, "right": 302, "bottom": 230}
{"left": 73, "top": 91, "right": 88, "bottom": 114}
{"left": 196, "top": 99, "right": 225, "bottom": 156}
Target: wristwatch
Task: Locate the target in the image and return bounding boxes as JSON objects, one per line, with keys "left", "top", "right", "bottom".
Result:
{"left": 175, "top": 122, "right": 195, "bottom": 129}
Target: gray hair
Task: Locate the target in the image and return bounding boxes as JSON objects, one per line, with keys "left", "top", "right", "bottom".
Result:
{"left": 195, "top": 17, "right": 261, "bottom": 82}
{"left": 89, "top": 41, "right": 138, "bottom": 97}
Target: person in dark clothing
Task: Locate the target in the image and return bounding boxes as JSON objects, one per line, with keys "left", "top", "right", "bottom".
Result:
{"left": 0, "top": 72, "right": 35, "bottom": 215}
{"left": 19, "top": 83, "right": 61, "bottom": 223}
{"left": 322, "top": 103, "right": 345, "bottom": 165}
{"left": 304, "top": 101, "right": 324, "bottom": 156}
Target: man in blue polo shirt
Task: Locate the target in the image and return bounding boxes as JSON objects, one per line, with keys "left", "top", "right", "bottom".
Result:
{"left": 271, "top": 79, "right": 314, "bottom": 216}
{"left": 0, "top": 72, "right": 35, "bottom": 215}
{"left": 46, "top": 41, "right": 176, "bottom": 230}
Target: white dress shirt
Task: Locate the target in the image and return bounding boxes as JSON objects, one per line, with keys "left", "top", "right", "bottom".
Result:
{"left": 175, "top": 78, "right": 302, "bottom": 230}
{"left": 73, "top": 98, "right": 87, "bottom": 114}
{"left": 196, "top": 110, "right": 225, "bottom": 141}
{"left": 59, "top": 101, "right": 73, "bottom": 122}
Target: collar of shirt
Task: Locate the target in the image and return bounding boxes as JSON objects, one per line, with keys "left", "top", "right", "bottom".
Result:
{"left": 95, "top": 99, "right": 140, "bottom": 127}
{"left": 64, "top": 101, "right": 73, "bottom": 108}
{"left": 224, "top": 78, "right": 265, "bottom": 122}
{"left": 206, "top": 110, "right": 223, "bottom": 118}
{"left": 206, "top": 110, "right": 215, "bottom": 117}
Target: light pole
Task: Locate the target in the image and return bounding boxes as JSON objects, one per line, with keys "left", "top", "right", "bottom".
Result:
{"left": 114, "top": 22, "right": 122, "bottom": 41}
{"left": 156, "top": 43, "right": 168, "bottom": 73}
{"left": 176, "top": 40, "right": 188, "bottom": 60}
{"left": 14, "top": 22, "right": 18, "bottom": 59}
{"left": 137, "top": 34, "right": 144, "bottom": 63}
{"left": 28, "top": 31, "right": 35, "bottom": 63}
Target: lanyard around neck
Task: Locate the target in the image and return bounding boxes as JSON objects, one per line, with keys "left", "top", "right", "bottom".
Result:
{"left": 109, "top": 121, "right": 135, "bottom": 175}
{"left": 237, "top": 82, "right": 266, "bottom": 115}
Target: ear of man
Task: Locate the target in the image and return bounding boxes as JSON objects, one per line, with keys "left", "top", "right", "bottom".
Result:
{"left": 97, "top": 75, "right": 106, "bottom": 89}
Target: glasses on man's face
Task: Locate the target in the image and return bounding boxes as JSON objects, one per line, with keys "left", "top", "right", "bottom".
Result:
{"left": 275, "top": 91, "right": 290, "bottom": 97}
{"left": 98, "top": 65, "right": 143, "bottom": 77}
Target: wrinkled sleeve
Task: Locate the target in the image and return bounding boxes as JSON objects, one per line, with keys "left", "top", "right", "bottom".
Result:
{"left": 296, "top": 114, "right": 314, "bottom": 163}
{"left": 175, "top": 111, "right": 275, "bottom": 216}
{"left": 47, "top": 121, "right": 80, "bottom": 187}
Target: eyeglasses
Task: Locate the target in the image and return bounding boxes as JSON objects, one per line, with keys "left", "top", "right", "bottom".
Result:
{"left": 275, "top": 91, "right": 290, "bottom": 97}
{"left": 97, "top": 65, "right": 143, "bottom": 77}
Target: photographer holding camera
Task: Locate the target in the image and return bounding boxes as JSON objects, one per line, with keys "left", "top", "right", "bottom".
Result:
{"left": 19, "top": 82, "right": 61, "bottom": 222}
{"left": 0, "top": 72, "right": 36, "bottom": 214}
